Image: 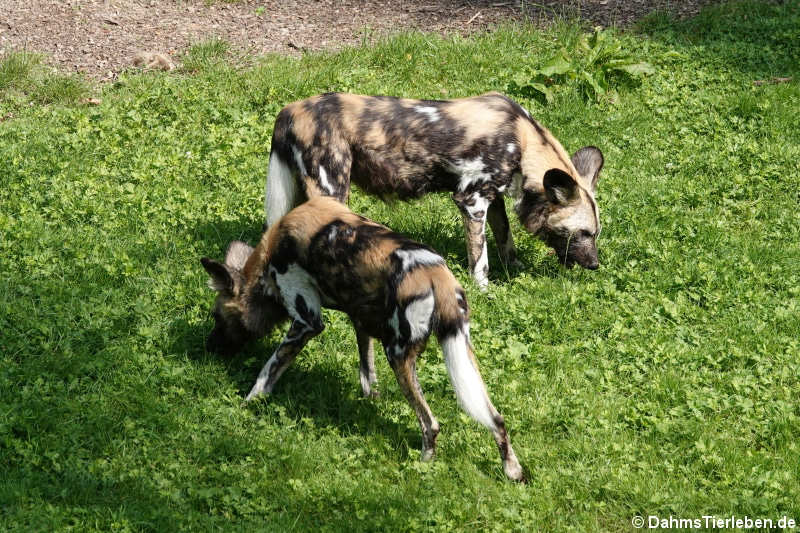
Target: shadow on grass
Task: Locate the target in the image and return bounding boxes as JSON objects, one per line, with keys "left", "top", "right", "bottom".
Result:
{"left": 168, "top": 313, "right": 421, "bottom": 455}
{"left": 256, "top": 362, "right": 419, "bottom": 448}
{"left": 1, "top": 460, "right": 188, "bottom": 530}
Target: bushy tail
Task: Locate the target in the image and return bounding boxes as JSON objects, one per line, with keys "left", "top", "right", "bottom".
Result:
{"left": 432, "top": 272, "right": 501, "bottom": 432}
{"left": 432, "top": 270, "right": 524, "bottom": 482}
{"left": 439, "top": 332, "right": 500, "bottom": 430}
{"left": 264, "top": 150, "right": 298, "bottom": 228}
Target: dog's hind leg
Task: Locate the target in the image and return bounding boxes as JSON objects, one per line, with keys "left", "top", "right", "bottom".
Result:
{"left": 356, "top": 327, "right": 378, "bottom": 398}
{"left": 387, "top": 340, "right": 440, "bottom": 461}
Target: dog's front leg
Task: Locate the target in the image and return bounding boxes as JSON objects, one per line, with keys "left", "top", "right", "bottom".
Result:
{"left": 460, "top": 214, "right": 489, "bottom": 291}
{"left": 487, "top": 196, "right": 518, "bottom": 268}
{"left": 454, "top": 192, "right": 491, "bottom": 290}
{"left": 248, "top": 262, "right": 325, "bottom": 400}
{"left": 245, "top": 319, "right": 323, "bottom": 401}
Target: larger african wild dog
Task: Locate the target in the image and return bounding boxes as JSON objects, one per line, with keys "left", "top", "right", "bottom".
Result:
{"left": 201, "top": 196, "right": 524, "bottom": 481}
{"left": 264, "top": 92, "right": 604, "bottom": 289}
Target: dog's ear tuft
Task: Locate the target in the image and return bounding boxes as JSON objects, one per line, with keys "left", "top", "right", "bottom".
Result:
{"left": 543, "top": 168, "right": 578, "bottom": 205}
{"left": 571, "top": 146, "right": 604, "bottom": 192}
{"left": 201, "top": 257, "right": 235, "bottom": 293}
{"left": 224, "top": 241, "right": 254, "bottom": 271}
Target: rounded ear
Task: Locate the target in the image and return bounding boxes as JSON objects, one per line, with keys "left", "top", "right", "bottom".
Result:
{"left": 201, "top": 257, "right": 234, "bottom": 293}
{"left": 571, "top": 146, "right": 604, "bottom": 192}
{"left": 225, "top": 241, "right": 254, "bottom": 271}
{"left": 543, "top": 168, "right": 578, "bottom": 205}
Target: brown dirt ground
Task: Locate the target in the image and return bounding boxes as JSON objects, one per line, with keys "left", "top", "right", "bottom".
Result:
{"left": 0, "top": 0, "right": 721, "bottom": 81}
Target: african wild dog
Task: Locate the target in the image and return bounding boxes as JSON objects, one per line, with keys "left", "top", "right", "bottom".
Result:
{"left": 264, "top": 92, "right": 604, "bottom": 290}
{"left": 201, "top": 196, "right": 524, "bottom": 481}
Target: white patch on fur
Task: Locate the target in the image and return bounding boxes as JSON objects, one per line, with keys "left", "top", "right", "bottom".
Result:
{"left": 415, "top": 106, "right": 440, "bottom": 122}
{"left": 246, "top": 354, "right": 279, "bottom": 400}
{"left": 441, "top": 331, "right": 497, "bottom": 430}
{"left": 454, "top": 292, "right": 469, "bottom": 321}
{"left": 265, "top": 151, "right": 298, "bottom": 227}
{"left": 326, "top": 224, "right": 338, "bottom": 242}
{"left": 506, "top": 143, "right": 516, "bottom": 154}
{"left": 559, "top": 203, "right": 596, "bottom": 234}
{"left": 318, "top": 165, "right": 335, "bottom": 195}
{"left": 452, "top": 158, "right": 491, "bottom": 192}
{"left": 271, "top": 263, "right": 321, "bottom": 324}
{"left": 405, "top": 291, "right": 435, "bottom": 342}
{"left": 473, "top": 221, "right": 489, "bottom": 290}
{"left": 291, "top": 144, "right": 308, "bottom": 176}
{"left": 465, "top": 195, "right": 490, "bottom": 220}
{"left": 393, "top": 248, "right": 443, "bottom": 272}
{"left": 360, "top": 370, "right": 371, "bottom": 396}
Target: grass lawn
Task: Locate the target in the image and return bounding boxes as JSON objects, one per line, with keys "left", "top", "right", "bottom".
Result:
{"left": 1, "top": 1, "right": 799, "bottom": 530}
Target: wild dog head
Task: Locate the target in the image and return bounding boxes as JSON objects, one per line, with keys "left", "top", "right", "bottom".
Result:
{"left": 201, "top": 241, "right": 288, "bottom": 356}
{"left": 517, "top": 146, "right": 604, "bottom": 269}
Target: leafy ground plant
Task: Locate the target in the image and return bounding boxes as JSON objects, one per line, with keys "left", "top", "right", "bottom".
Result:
{"left": 509, "top": 26, "right": 655, "bottom": 103}
{"left": 0, "top": 51, "right": 89, "bottom": 111}
{"left": 1, "top": 1, "right": 799, "bottom": 531}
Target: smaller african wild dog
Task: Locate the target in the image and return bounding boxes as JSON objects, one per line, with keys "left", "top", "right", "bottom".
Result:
{"left": 264, "top": 92, "right": 604, "bottom": 289}
{"left": 201, "top": 196, "right": 524, "bottom": 481}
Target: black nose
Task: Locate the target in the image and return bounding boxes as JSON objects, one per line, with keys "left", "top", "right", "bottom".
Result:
{"left": 585, "top": 260, "right": 599, "bottom": 270}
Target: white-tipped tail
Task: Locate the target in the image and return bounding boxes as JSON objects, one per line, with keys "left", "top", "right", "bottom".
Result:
{"left": 265, "top": 151, "right": 298, "bottom": 227}
{"left": 440, "top": 330, "right": 498, "bottom": 430}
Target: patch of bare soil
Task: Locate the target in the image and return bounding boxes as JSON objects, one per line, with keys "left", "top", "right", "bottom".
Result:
{"left": 0, "top": 0, "right": 720, "bottom": 80}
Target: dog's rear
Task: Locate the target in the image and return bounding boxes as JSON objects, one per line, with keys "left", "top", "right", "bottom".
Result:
{"left": 264, "top": 106, "right": 303, "bottom": 227}
{"left": 264, "top": 97, "right": 355, "bottom": 226}
{"left": 390, "top": 260, "right": 524, "bottom": 481}
{"left": 265, "top": 150, "right": 298, "bottom": 228}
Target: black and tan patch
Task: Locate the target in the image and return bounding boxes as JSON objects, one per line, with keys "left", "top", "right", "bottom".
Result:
{"left": 265, "top": 92, "right": 604, "bottom": 281}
